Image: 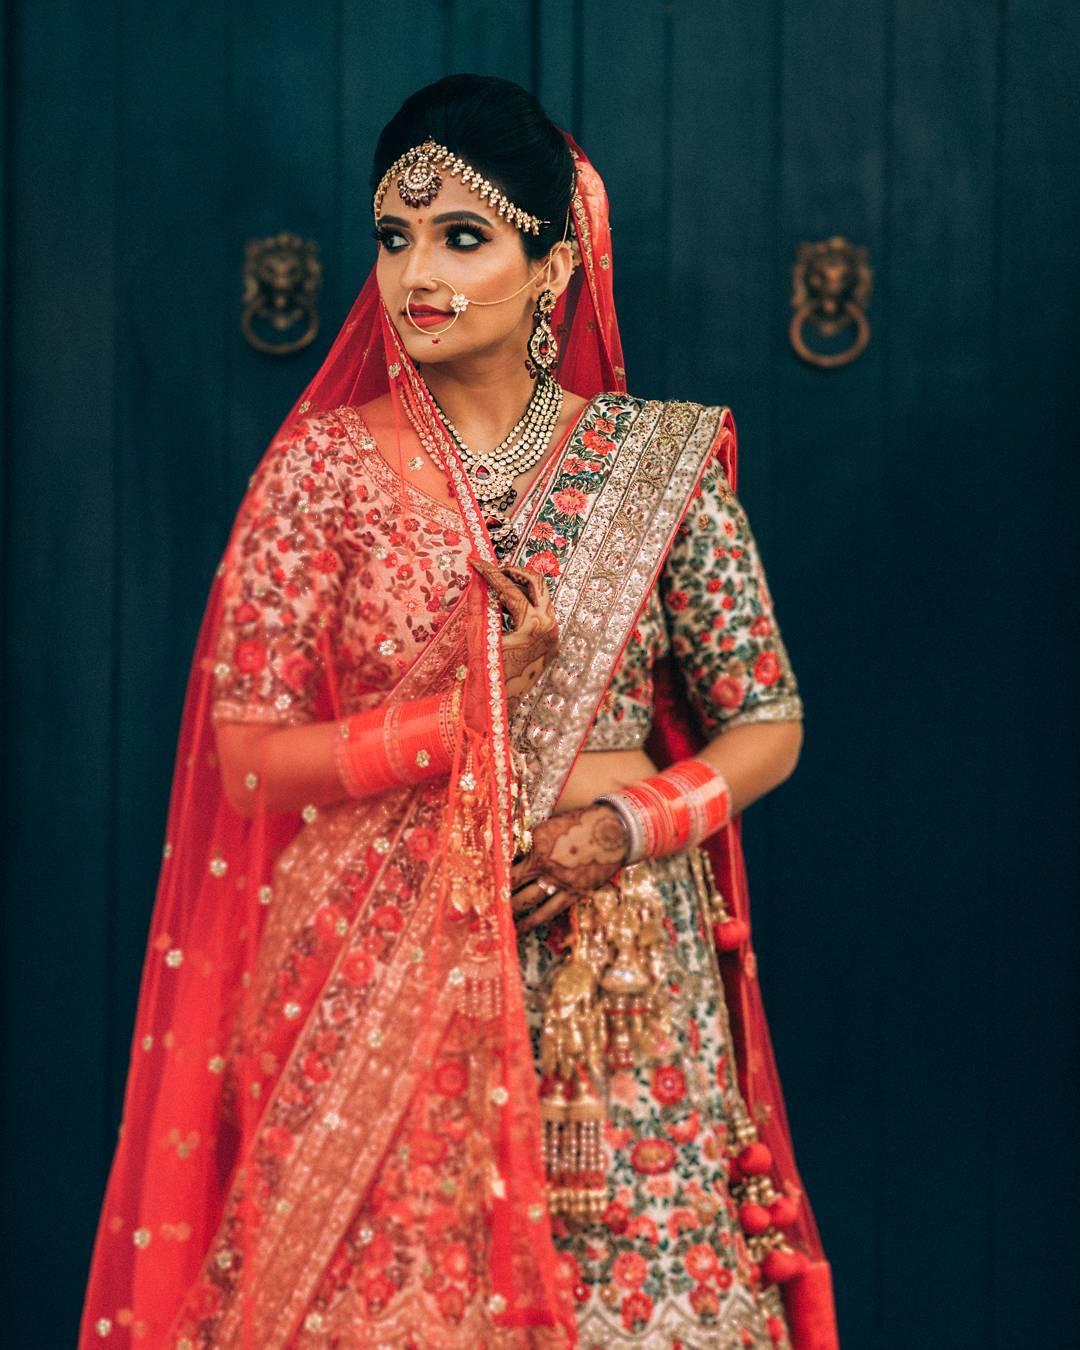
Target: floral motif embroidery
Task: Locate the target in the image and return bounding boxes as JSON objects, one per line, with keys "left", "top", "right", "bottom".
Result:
{"left": 519, "top": 849, "right": 791, "bottom": 1348}
{"left": 290, "top": 1020, "right": 502, "bottom": 1344}
{"left": 211, "top": 414, "right": 347, "bottom": 724}
{"left": 198, "top": 399, "right": 798, "bottom": 1348}
{"left": 660, "top": 452, "right": 802, "bottom": 737}
{"left": 211, "top": 409, "right": 471, "bottom": 727}
{"left": 517, "top": 395, "right": 640, "bottom": 581}
{"left": 584, "top": 447, "right": 804, "bottom": 750}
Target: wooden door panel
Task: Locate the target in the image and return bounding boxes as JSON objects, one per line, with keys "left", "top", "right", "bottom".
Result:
{"left": 3, "top": 5, "right": 1079, "bottom": 1345}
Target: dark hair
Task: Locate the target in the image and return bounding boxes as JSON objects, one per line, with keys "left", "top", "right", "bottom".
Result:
{"left": 371, "top": 74, "right": 575, "bottom": 260}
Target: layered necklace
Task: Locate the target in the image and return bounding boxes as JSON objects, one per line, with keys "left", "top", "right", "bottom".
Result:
{"left": 406, "top": 373, "right": 564, "bottom": 561}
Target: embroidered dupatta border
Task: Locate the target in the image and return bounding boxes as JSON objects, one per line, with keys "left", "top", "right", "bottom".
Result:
{"left": 177, "top": 330, "right": 535, "bottom": 1345}
{"left": 511, "top": 396, "right": 725, "bottom": 821}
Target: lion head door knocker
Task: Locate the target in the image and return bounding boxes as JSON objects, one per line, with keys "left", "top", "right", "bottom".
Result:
{"left": 789, "top": 236, "right": 873, "bottom": 369}
{"left": 241, "top": 231, "right": 321, "bottom": 355}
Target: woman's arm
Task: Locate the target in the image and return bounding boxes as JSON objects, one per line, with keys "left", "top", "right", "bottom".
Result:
{"left": 211, "top": 412, "right": 350, "bottom": 815}
{"left": 693, "top": 718, "right": 803, "bottom": 816}
{"left": 216, "top": 557, "right": 560, "bottom": 819}
{"left": 211, "top": 413, "right": 457, "bottom": 819}
{"left": 513, "top": 438, "right": 807, "bottom": 926}
{"left": 214, "top": 718, "right": 350, "bottom": 819}
{"left": 662, "top": 446, "right": 806, "bottom": 810}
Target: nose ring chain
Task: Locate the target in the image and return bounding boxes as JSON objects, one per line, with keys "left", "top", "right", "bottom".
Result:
{"left": 403, "top": 259, "right": 554, "bottom": 337}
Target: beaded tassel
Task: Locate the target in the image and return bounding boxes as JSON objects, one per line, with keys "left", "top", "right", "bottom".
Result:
{"left": 537, "top": 865, "right": 671, "bottom": 1222}
{"left": 728, "top": 1101, "right": 808, "bottom": 1282}
{"left": 444, "top": 741, "right": 489, "bottom": 917}
{"left": 453, "top": 915, "right": 504, "bottom": 1021}
{"left": 688, "top": 850, "right": 807, "bottom": 1281}
{"left": 691, "top": 846, "right": 750, "bottom": 950}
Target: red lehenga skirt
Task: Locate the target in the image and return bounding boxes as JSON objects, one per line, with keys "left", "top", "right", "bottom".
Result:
{"left": 151, "top": 790, "right": 789, "bottom": 1349}
{"left": 218, "top": 795, "right": 794, "bottom": 1349}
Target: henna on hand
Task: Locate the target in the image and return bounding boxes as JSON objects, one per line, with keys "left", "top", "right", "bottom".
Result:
{"left": 467, "top": 557, "right": 560, "bottom": 711}
{"left": 511, "top": 802, "right": 630, "bottom": 931}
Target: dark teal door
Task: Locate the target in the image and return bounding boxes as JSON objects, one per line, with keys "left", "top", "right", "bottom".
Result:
{"left": 4, "top": 3, "right": 1078, "bottom": 1346}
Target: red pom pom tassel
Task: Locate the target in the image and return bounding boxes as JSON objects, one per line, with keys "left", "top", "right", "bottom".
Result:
{"left": 714, "top": 917, "right": 749, "bottom": 951}
{"left": 736, "top": 1141, "right": 773, "bottom": 1176}
{"left": 761, "top": 1248, "right": 800, "bottom": 1283}
{"left": 766, "top": 1316, "right": 786, "bottom": 1344}
{"left": 738, "top": 1202, "right": 771, "bottom": 1235}
{"left": 769, "top": 1194, "right": 800, "bottom": 1229}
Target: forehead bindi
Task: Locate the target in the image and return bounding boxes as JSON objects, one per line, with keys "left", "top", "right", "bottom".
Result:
{"left": 380, "top": 179, "right": 501, "bottom": 231}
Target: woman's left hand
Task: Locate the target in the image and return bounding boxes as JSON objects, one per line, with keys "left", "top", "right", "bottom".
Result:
{"left": 511, "top": 802, "right": 630, "bottom": 932}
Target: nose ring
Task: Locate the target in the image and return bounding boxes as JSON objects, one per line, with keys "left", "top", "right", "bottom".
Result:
{"left": 404, "top": 278, "right": 468, "bottom": 336}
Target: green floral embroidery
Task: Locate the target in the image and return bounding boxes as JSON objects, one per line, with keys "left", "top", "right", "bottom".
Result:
{"left": 518, "top": 393, "right": 642, "bottom": 580}
{"left": 659, "top": 454, "right": 802, "bottom": 735}
{"left": 518, "top": 853, "right": 789, "bottom": 1346}
{"left": 584, "top": 445, "right": 804, "bottom": 748}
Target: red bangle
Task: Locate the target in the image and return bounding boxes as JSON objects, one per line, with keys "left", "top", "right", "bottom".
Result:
{"left": 333, "top": 685, "right": 459, "bottom": 799}
{"left": 600, "top": 758, "right": 732, "bottom": 860}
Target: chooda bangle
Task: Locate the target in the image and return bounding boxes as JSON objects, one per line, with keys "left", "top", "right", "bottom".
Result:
{"left": 596, "top": 758, "right": 732, "bottom": 863}
{"left": 334, "top": 685, "right": 460, "bottom": 799}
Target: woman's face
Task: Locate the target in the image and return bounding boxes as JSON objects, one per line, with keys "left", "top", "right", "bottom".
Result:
{"left": 374, "top": 176, "right": 568, "bottom": 370}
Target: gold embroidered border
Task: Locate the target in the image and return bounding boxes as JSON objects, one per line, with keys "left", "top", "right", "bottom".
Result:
{"left": 214, "top": 845, "right": 464, "bottom": 1346}
{"left": 724, "top": 694, "right": 805, "bottom": 731}
{"left": 578, "top": 717, "right": 650, "bottom": 751}
{"left": 511, "top": 399, "right": 724, "bottom": 821}
{"left": 571, "top": 187, "right": 596, "bottom": 296}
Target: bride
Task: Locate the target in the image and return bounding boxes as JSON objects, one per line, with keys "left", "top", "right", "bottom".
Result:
{"left": 80, "top": 73, "right": 837, "bottom": 1349}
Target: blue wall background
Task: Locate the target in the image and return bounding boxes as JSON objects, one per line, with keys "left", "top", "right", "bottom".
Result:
{"left": 2, "top": 2, "right": 1078, "bottom": 1346}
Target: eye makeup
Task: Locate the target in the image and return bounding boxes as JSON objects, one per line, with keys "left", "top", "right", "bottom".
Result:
{"left": 373, "top": 217, "right": 493, "bottom": 252}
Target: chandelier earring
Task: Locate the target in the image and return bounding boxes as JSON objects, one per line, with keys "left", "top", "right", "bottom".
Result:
{"left": 525, "top": 288, "right": 559, "bottom": 379}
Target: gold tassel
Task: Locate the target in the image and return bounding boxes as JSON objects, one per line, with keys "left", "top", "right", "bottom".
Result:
{"left": 690, "top": 844, "right": 749, "bottom": 950}
{"left": 536, "top": 866, "right": 673, "bottom": 1222}
{"left": 452, "top": 915, "right": 503, "bottom": 1021}
{"left": 599, "top": 865, "right": 670, "bottom": 1067}
{"left": 539, "top": 914, "right": 608, "bottom": 1221}
{"left": 565, "top": 1069, "right": 607, "bottom": 1222}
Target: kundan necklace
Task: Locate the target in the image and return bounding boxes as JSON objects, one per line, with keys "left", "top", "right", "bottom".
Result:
{"left": 431, "top": 375, "right": 564, "bottom": 559}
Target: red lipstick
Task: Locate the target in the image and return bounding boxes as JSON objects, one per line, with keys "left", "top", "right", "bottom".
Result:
{"left": 404, "top": 303, "right": 453, "bottom": 330}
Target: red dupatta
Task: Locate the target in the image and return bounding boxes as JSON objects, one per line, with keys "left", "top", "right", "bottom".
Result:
{"left": 79, "top": 133, "right": 619, "bottom": 1350}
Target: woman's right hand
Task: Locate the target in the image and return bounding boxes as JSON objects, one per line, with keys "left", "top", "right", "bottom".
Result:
{"left": 466, "top": 555, "right": 560, "bottom": 714}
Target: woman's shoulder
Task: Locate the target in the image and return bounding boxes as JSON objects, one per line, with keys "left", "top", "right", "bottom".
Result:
{"left": 265, "top": 402, "right": 381, "bottom": 476}
{"left": 594, "top": 389, "right": 733, "bottom": 425}
{"left": 234, "top": 406, "right": 360, "bottom": 521}
{"left": 597, "top": 391, "right": 735, "bottom": 477}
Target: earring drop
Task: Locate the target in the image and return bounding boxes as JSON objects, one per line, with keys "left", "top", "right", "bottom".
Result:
{"left": 525, "top": 289, "right": 559, "bottom": 378}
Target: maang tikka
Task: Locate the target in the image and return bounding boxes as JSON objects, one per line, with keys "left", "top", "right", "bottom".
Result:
{"left": 373, "top": 138, "right": 550, "bottom": 236}
{"left": 526, "top": 289, "right": 559, "bottom": 378}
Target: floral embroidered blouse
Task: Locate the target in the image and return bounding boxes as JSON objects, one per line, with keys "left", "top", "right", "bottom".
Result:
{"left": 210, "top": 400, "right": 804, "bottom": 749}
{"left": 581, "top": 451, "right": 803, "bottom": 751}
